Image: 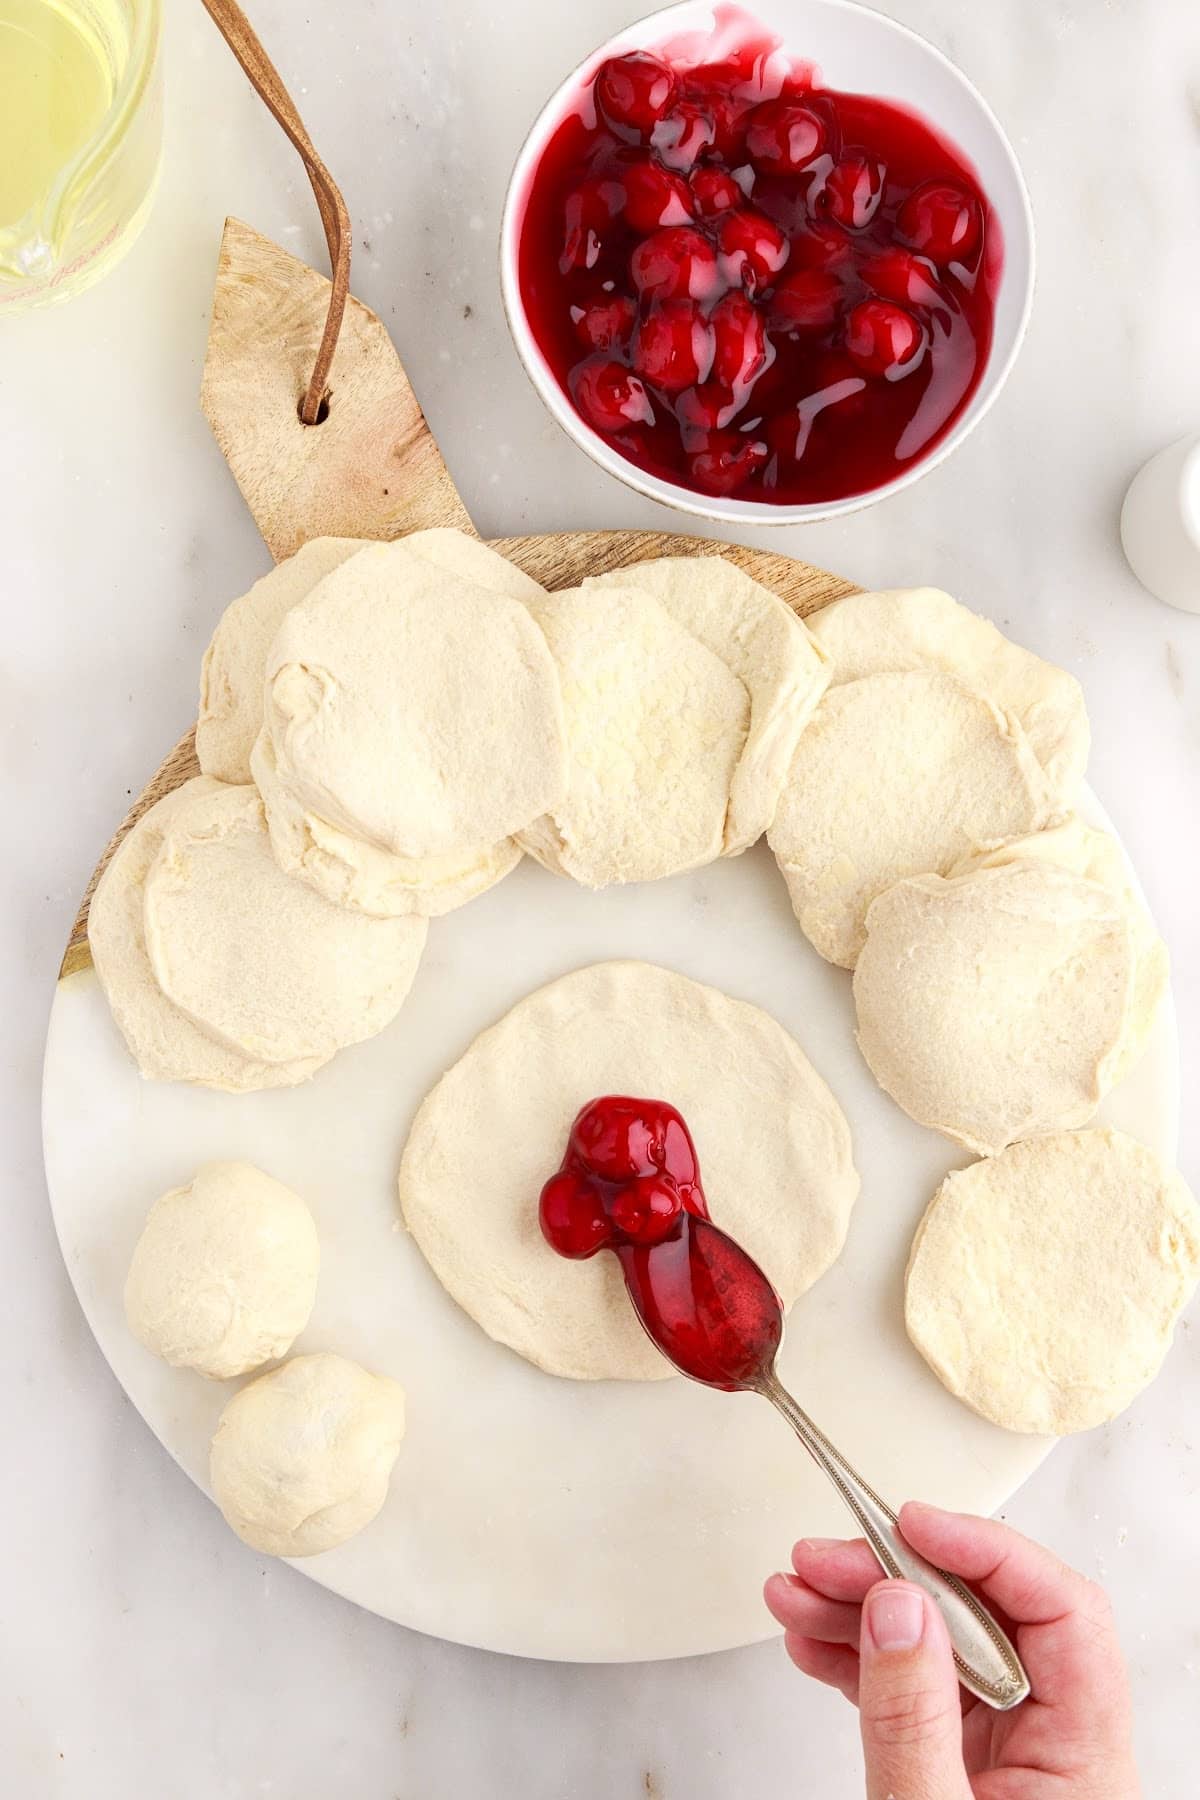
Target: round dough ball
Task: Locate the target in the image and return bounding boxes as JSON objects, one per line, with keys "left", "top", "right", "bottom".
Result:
{"left": 141, "top": 780, "right": 427, "bottom": 1066}
{"left": 198, "top": 537, "right": 371, "bottom": 785}
{"left": 210, "top": 1353, "right": 406, "bottom": 1556}
{"left": 263, "top": 540, "right": 565, "bottom": 861}
{"left": 399, "top": 961, "right": 859, "bottom": 1381}
{"left": 854, "top": 860, "right": 1137, "bottom": 1156}
{"left": 124, "top": 1162, "right": 319, "bottom": 1379}
{"left": 518, "top": 584, "right": 749, "bottom": 885}
{"left": 807, "top": 585, "right": 1089, "bottom": 808}
{"left": 767, "top": 670, "right": 1054, "bottom": 968}
{"left": 251, "top": 729, "right": 521, "bottom": 919}
{"left": 580, "top": 556, "right": 831, "bottom": 852}
{"left": 905, "top": 1131, "right": 1200, "bottom": 1434}
{"left": 88, "top": 779, "right": 324, "bottom": 1092}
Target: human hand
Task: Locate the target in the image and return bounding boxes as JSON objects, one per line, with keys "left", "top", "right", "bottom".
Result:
{"left": 764, "top": 1502, "right": 1140, "bottom": 1800}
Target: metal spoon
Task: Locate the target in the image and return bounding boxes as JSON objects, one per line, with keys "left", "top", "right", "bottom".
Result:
{"left": 616, "top": 1215, "right": 1030, "bottom": 1711}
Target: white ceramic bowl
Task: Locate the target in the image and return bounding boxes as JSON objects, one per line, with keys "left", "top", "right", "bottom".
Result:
{"left": 500, "top": 0, "right": 1035, "bottom": 524}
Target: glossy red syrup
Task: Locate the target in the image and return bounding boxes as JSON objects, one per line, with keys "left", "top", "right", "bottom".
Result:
{"left": 516, "top": 11, "right": 1001, "bottom": 504}
{"left": 540, "top": 1096, "right": 783, "bottom": 1390}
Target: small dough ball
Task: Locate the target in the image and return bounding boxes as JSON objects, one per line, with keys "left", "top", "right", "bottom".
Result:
{"left": 141, "top": 779, "right": 427, "bottom": 1066}
{"left": 263, "top": 540, "right": 565, "bottom": 862}
{"left": 198, "top": 538, "right": 371, "bottom": 785}
{"left": 88, "top": 779, "right": 324, "bottom": 1092}
{"left": 808, "top": 585, "right": 1089, "bottom": 808}
{"left": 768, "top": 670, "right": 1053, "bottom": 968}
{"left": 854, "top": 860, "right": 1137, "bottom": 1155}
{"left": 210, "top": 1353, "right": 407, "bottom": 1556}
{"left": 124, "top": 1162, "right": 319, "bottom": 1379}
{"left": 580, "top": 556, "right": 830, "bottom": 851}
{"left": 399, "top": 961, "right": 859, "bottom": 1381}
{"left": 518, "top": 584, "right": 749, "bottom": 885}
{"left": 251, "top": 729, "right": 521, "bottom": 920}
{"left": 905, "top": 1131, "right": 1200, "bottom": 1434}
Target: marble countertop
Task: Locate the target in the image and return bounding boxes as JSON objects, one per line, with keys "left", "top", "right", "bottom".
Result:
{"left": 3, "top": 1, "right": 1198, "bottom": 1794}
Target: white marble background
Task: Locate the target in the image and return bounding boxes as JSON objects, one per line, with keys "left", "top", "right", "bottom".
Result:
{"left": 2, "top": 0, "right": 1199, "bottom": 1794}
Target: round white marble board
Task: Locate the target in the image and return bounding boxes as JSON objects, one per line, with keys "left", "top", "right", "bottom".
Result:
{"left": 42, "top": 790, "right": 1177, "bottom": 1662}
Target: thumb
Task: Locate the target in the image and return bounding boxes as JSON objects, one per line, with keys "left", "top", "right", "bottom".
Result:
{"left": 858, "top": 1581, "right": 971, "bottom": 1800}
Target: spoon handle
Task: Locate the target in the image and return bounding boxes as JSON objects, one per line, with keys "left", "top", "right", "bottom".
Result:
{"left": 759, "top": 1367, "right": 1029, "bottom": 1711}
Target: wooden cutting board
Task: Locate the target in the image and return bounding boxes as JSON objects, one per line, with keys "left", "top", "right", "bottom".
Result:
{"left": 60, "top": 221, "right": 856, "bottom": 977}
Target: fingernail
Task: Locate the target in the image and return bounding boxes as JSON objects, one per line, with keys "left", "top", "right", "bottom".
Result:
{"left": 796, "top": 1537, "right": 842, "bottom": 1554}
{"left": 867, "top": 1585, "right": 926, "bottom": 1651}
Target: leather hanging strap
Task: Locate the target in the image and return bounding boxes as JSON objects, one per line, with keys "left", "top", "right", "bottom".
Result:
{"left": 200, "top": 0, "right": 350, "bottom": 424}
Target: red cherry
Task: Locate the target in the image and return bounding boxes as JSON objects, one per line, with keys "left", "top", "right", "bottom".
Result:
{"left": 560, "top": 178, "right": 623, "bottom": 273}
{"left": 859, "top": 246, "right": 941, "bottom": 307}
{"left": 570, "top": 293, "right": 637, "bottom": 351}
{"left": 682, "top": 66, "right": 749, "bottom": 157}
{"left": 688, "top": 165, "right": 743, "bottom": 219}
{"left": 631, "top": 225, "right": 720, "bottom": 301}
{"left": 631, "top": 299, "right": 715, "bottom": 393}
{"left": 688, "top": 430, "right": 769, "bottom": 495}
{"left": 788, "top": 221, "right": 852, "bottom": 273}
{"left": 651, "top": 99, "right": 716, "bottom": 173}
{"left": 770, "top": 268, "right": 842, "bottom": 332}
{"left": 676, "top": 382, "right": 741, "bottom": 437}
{"left": 845, "top": 299, "right": 925, "bottom": 377}
{"left": 595, "top": 52, "right": 677, "bottom": 137}
{"left": 539, "top": 1170, "right": 611, "bottom": 1259}
{"left": 572, "top": 359, "right": 656, "bottom": 433}
{"left": 622, "top": 158, "right": 692, "bottom": 233}
{"left": 822, "top": 153, "right": 886, "bottom": 229}
{"left": 709, "top": 291, "right": 769, "bottom": 388}
{"left": 898, "top": 180, "right": 982, "bottom": 264}
{"left": 715, "top": 208, "right": 789, "bottom": 292}
{"left": 569, "top": 1096, "right": 669, "bottom": 1180}
{"left": 744, "top": 100, "right": 826, "bottom": 174}
{"left": 609, "top": 1174, "right": 684, "bottom": 1246}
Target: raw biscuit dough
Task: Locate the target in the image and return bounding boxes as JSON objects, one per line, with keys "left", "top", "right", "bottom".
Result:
{"left": 197, "top": 529, "right": 546, "bottom": 787}
{"left": 88, "top": 779, "right": 323, "bottom": 1091}
{"left": 517, "top": 584, "right": 749, "bottom": 885}
{"left": 581, "top": 556, "right": 831, "bottom": 851}
{"left": 209, "top": 1353, "right": 407, "bottom": 1556}
{"left": 399, "top": 961, "right": 859, "bottom": 1381}
{"left": 767, "top": 670, "right": 1054, "bottom": 968}
{"left": 263, "top": 539, "right": 565, "bottom": 862}
{"left": 808, "top": 586, "right": 1089, "bottom": 807}
{"left": 905, "top": 1131, "right": 1200, "bottom": 1434}
{"left": 124, "top": 1161, "right": 319, "bottom": 1379}
{"left": 197, "top": 537, "right": 371, "bottom": 784}
{"left": 854, "top": 860, "right": 1138, "bottom": 1155}
{"left": 141, "top": 780, "right": 427, "bottom": 1066}
{"left": 251, "top": 729, "right": 522, "bottom": 920}
{"left": 949, "top": 817, "right": 1168, "bottom": 1082}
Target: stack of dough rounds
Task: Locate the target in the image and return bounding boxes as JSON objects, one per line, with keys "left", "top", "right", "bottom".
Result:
{"left": 807, "top": 585, "right": 1090, "bottom": 806}
{"left": 519, "top": 558, "right": 828, "bottom": 885}
{"left": 853, "top": 825, "right": 1167, "bottom": 1155}
{"left": 768, "top": 585, "right": 1092, "bottom": 968}
{"left": 767, "top": 670, "right": 1056, "bottom": 967}
{"left": 124, "top": 1161, "right": 320, "bottom": 1379}
{"left": 210, "top": 1352, "right": 407, "bottom": 1556}
{"left": 399, "top": 961, "right": 859, "bottom": 1381}
{"left": 905, "top": 1131, "right": 1200, "bottom": 1434}
{"left": 578, "top": 557, "right": 831, "bottom": 852}
{"left": 88, "top": 776, "right": 427, "bottom": 1090}
{"left": 255, "top": 536, "right": 565, "bottom": 917}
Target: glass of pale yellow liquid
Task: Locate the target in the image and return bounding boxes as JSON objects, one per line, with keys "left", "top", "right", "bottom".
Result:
{"left": 0, "top": 0, "right": 162, "bottom": 311}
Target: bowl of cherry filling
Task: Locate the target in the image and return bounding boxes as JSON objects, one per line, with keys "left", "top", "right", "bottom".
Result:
{"left": 500, "top": 0, "right": 1034, "bottom": 522}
